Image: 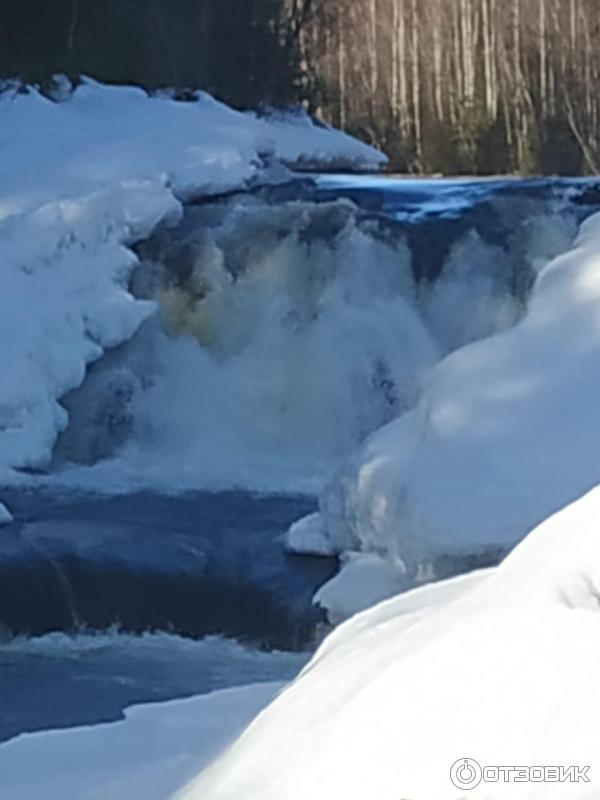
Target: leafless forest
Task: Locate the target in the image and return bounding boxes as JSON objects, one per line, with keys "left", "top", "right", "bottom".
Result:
{"left": 2, "top": 0, "right": 600, "bottom": 173}
{"left": 287, "top": 0, "right": 600, "bottom": 172}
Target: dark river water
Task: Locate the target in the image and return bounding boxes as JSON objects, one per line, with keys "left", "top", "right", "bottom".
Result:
{"left": 0, "top": 487, "right": 331, "bottom": 742}
{"left": 0, "top": 631, "right": 307, "bottom": 743}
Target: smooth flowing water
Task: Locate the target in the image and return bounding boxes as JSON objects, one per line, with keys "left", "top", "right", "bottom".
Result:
{"left": 0, "top": 632, "right": 306, "bottom": 743}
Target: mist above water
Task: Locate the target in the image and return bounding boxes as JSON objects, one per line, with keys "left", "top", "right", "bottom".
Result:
{"left": 52, "top": 184, "right": 578, "bottom": 493}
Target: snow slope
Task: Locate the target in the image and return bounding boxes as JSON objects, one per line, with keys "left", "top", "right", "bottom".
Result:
{"left": 0, "top": 682, "right": 280, "bottom": 800}
{"left": 0, "top": 567, "right": 493, "bottom": 799}
{"left": 182, "top": 487, "right": 600, "bottom": 800}
{"left": 300, "top": 207, "right": 600, "bottom": 577}
{"left": 0, "top": 80, "right": 385, "bottom": 485}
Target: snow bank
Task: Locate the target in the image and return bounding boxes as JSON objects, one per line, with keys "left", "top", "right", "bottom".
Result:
{"left": 0, "top": 682, "right": 280, "bottom": 800}
{"left": 0, "top": 567, "right": 494, "bottom": 799}
{"left": 313, "top": 552, "right": 409, "bottom": 624}
{"left": 183, "top": 487, "right": 600, "bottom": 800}
{"left": 308, "top": 208, "right": 600, "bottom": 573}
{"left": 0, "top": 182, "right": 176, "bottom": 472}
{"left": 0, "top": 80, "right": 384, "bottom": 475}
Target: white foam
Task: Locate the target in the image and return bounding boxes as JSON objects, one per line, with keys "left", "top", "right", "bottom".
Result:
{"left": 48, "top": 205, "right": 439, "bottom": 493}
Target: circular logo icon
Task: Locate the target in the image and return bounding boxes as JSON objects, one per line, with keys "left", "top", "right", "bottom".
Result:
{"left": 450, "top": 758, "right": 483, "bottom": 790}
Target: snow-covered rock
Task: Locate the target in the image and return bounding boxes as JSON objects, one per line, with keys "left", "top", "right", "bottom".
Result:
{"left": 314, "top": 555, "right": 492, "bottom": 625}
{"left": 0, "top": 502, "right": 13, "bottom": 526}
{"left": 181, "top": 487, "right": 600, "bottom": 800}
{"left": 285, "top": 513, "right": 337, "bottom": 557}
{"left": 311, "top": 208, "right": 600, "bottom": 572}
{"left": 313, "top": 552, "right": 409, "bottom": 624}
{"left": 308, "top": 567, "right": 495, "bottom": 676}
{"left": 0, "top": 80, "right": 385, "bottom": 475}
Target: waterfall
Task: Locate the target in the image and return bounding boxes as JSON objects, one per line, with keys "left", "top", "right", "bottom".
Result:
{"left": 50, "top": 181, "right": 579, "bottom": 493}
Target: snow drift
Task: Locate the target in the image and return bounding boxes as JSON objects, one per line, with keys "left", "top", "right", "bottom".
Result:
{"left": 182, "top": 486, "right": 600, "bottom": 800}
{"left": 298, "top": 206, "right": 600, "bottom": 582}
{"left": 0, "top": 567, "right": 494, "bottom": 799}
{"left": 0, "top": 79, "right": 384, "bottom": 482}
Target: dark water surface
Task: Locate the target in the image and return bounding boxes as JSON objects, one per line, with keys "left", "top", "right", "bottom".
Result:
{"left": 0, "top": 488, "right": 335, "bottom": 650}
{"left": 0, "top": 488, "right": 329, "bottom": 743}
{"left": 0, "top": 632, "right": 307, "bottom": 743}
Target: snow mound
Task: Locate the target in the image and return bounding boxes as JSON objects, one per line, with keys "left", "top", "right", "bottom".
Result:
{"left": 0, "top": 502, "right": 13, "bottom": 526}
{"left": 182, "top": 487, "right": 600, "bottom": 800}
{"left": 314, "top": 555, "right": 492, "bottom": 625}
{"left": 313, "top": 552, "right": 409, "bottom": 624}
{"left": 285, "top": 513, "right": 337, "bottom": 557}
{"left": 311, "top": 208, "right": 600, "bottom": 571}
{"left": 0, "top": 80, "right": 385, "bottom": 475}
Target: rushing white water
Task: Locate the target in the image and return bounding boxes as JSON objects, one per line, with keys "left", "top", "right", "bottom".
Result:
{"left": 50, "top": 189, "right": 577, "bottom": 493}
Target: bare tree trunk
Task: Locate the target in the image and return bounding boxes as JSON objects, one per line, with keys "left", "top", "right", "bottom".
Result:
{"left": 564, "top": 90, "right": 599, "bottom": 173}
{"left": 369, "top": 0, "right": 378, "bottom": 99}
{"left": 482, "top": 0, "right": 493, "bottom": 117}
{"left": 66, "top": 0, "right": 79, "bottom": 60}
{"left": 570, "top": 0, "right": 577, "bottom": 51}
{"left": 410, "top": 0, "right": 422, "bottom": 165}
{"left": 539, "top": 0, "right": 547, "bottom": 115}
{"left": 391, "top": 0, "right": 400, "bottom": 120}
{"left": 398, "top": 0, "right": 410, "bottom": 137}
{"left": 432, "top": 3, "right": 443, "bottom": 122}
{"left": 337, "top": 4, "right": 347, "bottom": 128}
